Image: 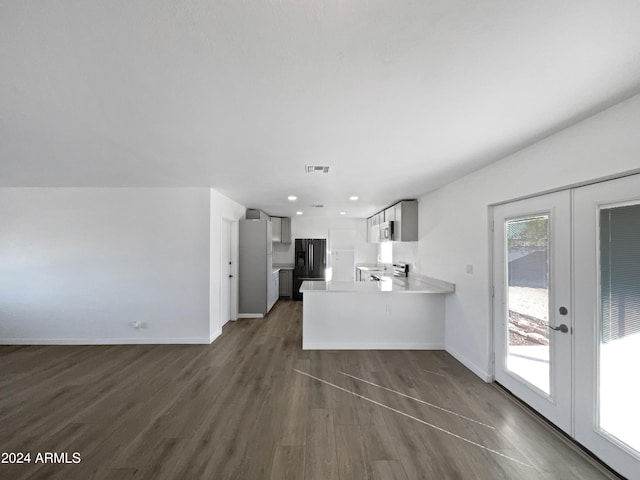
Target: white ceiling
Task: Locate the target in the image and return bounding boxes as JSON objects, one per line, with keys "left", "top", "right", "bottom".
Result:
{"left": 2, "top": 1, "right": 640, "bottom": 218}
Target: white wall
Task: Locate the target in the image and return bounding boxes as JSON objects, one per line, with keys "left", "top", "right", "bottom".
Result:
{"left": 416, "top": 93, "right": 640, "bottom": 380}
{"left": 272, "top": 216, "right": 377, "bottom": 266}
{"left": 209, "top": 189, "right": 246, "bottom": 340}
{"left": 0, "top": 188, "right": 212, "bottom": 343}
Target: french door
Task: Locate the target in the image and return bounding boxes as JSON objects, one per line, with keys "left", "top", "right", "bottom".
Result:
{"left": 574, "top": 174, "right": 640, "bottom": 480}
{"left": 493, "top": 190, "right": 573, "bottom": 434}
{"left": 494, "top": 174, "right": 640, "bottom": 480}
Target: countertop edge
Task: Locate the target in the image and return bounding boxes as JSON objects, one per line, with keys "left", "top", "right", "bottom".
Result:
{"left": 299, "top": 277, "right": 455, "bottom": 294}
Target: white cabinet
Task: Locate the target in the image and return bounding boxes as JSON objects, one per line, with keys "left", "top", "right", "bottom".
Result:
{"left": 268, "top": 270, "right": 279, "bottom": 311}
{"left": 274, "top": 271, "right": 279, "bottom": 303}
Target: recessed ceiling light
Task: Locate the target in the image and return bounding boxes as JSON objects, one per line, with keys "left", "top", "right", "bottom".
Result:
{"left": 340, "top": 211, "right": 347, "bottom": 215}
{"left": 287, "top": 195, "right": 297, "bottom": 201}
{"left": 296, "top": 211, "right": 303, "bottom": 215}
{"left": 349, "top": 196, "right": 359, "bottom": 201}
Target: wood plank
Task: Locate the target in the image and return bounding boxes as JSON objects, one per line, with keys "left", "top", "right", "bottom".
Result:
{"left": 335, "top": 424, "right": 369, "bottom": 480}
{"left": 370, "top": 460, "right": 408, "bottom": 480}
{"left": 270, "top": 445, "right": 305, "bottom": 480}
{"left": 304, "top": 408, "right": 338, "bottom": 480}
{"left": 0, "top": 300, "right": 620, "bottom": 480}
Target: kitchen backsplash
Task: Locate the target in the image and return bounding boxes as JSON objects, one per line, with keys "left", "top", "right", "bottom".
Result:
{"left": 378, "top": 241, "right": 419, "bottom": 273}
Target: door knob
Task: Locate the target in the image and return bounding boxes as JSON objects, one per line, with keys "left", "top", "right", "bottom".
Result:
{"left": 549, "top": 324, "right": 569, "bottom": 333}
{"left": 228, "top": 275, "right": 233, "bottom": 278}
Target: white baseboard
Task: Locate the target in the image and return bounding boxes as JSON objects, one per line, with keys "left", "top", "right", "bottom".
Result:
{"left": 303, "top": 342, "right": 444, "bottom": 350}
{"left": 445, "top": 345, "right": 492, "bottom": 382}
{"left": 237, "top": 313, "right": 264, "bottom": 319}
{"left": 0, "top": 337, "right": 212, "bottom": 345}
{"left": 209, "top": 328, "right": 222, "bottom": 344}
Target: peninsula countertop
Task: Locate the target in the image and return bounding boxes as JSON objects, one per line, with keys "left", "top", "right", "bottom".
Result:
{"left": 300, "top": 275, "right": 455, "bottom": 294}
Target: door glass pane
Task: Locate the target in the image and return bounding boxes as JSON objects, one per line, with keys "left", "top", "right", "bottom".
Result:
{"left": 506, "top": 215, "right": 550, "bottom": 394}
{"left": 599, "top": 204, "right": 640, "bottom": 453}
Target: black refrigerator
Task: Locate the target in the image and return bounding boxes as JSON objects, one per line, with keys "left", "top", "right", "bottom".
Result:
{"left": 293, "top": 238, "right": 326, "bottom": 300}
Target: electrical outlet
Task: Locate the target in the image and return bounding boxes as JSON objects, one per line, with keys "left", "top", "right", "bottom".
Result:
{"left": 466, "top": 264, "right": 474, "bottom": 274}
{"left": 385, "top": 304, "right": 391, "bottom": 314}
{"left": 130, "top": 321, "right": 142, "bottom": 330}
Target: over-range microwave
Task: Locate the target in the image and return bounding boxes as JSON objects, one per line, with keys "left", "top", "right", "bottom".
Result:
{"left": 379, "top": 221, "right": 395, "bottom": 241}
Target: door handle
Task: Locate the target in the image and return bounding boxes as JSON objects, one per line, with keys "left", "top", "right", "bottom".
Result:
{"left": 549, "top": 324, "right": 569, "bottom": 333}
{"left": 228, "top": 275, "right": 233, "bottom": 278}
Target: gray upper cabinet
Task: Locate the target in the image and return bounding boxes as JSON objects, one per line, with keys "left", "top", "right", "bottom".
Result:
{"left": 270, "top": 216, "right": 291, "bottom": 244}
{"left": 271, "top": 217, "right": 282, "bottom": 243}
{"left": 393, "top": 200, "right": 418, "bottom": 241}
{"left": 384, "top": 206, "right": 396, "bottom": 222}
{"left": 367, "top": 200, "right": 418, "bottom": 242}
{"left": 280, "top": 217, "right": 291, "bottom": 243}
{"left": 246, "top": 208, "right": 270, "bottom": 221}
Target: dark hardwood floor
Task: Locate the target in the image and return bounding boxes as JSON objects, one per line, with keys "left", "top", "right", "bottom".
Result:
{"left": 0, "top": 300, "right": 615, "bottom": 479}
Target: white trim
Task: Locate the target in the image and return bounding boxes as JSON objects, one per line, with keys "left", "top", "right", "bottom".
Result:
{"left": 303, "top": 342, "right": 444, "bottom": 350}
{"left": 0, "top": 337, "right": 212, "bottom": 345}
{"left": 487, "top": 205, "right": 496, "bottom": 381}
{"left": 220, "top": 217, "right": 233, "bottom": 332}
{"left": 209, "top": 328, "right": 222, "bottom": 344}
{"left": 237, "top": 313, "right": 264, "bottom": 319}
{"left": 446, "top": 345, "right": 492, "bottom": 382}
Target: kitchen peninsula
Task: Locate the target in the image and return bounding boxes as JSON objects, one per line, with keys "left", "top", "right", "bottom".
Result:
{"left": 300, "top": 275, "right": 454, "bottom": 350}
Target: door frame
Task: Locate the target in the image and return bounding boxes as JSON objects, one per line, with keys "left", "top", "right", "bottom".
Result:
{"left": 219, "top": 218, "right": 238, "bottom": 329}
{"left": 491, "top": 190, "right": 573, "bottom": 434}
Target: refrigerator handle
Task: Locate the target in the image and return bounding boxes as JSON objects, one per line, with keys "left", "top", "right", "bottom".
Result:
{"left": 323, "top": 244, "right": 326, "bottom": 271}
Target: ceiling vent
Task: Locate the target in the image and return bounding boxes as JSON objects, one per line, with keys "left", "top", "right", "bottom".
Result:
{"left": 305, "top": 165, "right": 331, "bottom": 174}
{"left": 311, "top": 204, "right": 324, "bottom": 208}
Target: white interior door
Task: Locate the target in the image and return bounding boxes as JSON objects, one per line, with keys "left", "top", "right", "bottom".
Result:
{"left": 574, "top": 174, "right": 640, "bottom": 480}
{"left": 220, "top": 219, "right": 232, "bottom": 328}
{"left": 493, "top": 190, "right": 573, "bottom": 433}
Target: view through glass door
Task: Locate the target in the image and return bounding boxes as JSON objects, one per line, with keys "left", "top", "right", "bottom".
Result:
{"left": 493, "top": 190, "right": 572, "bottom": 434}
{"left": 574, "top": 174, "right": 640, "bottom": 480}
